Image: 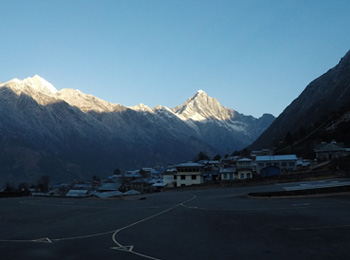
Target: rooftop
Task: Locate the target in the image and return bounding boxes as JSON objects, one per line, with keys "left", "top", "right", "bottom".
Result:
{"left": 256, "top": 155, "right": 298, "bottom": 161}
{"left": 176, "top": 162, "right": 203, "bottom": 168}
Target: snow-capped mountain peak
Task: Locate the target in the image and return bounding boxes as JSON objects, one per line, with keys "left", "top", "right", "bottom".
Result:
{"left": 0, "top": 75, "right": 60, "bottom": 106}
{"left": 8, "top": 78, "right": 22, "bottom": 84}
{"left": 191, "top": 89, "right": 209, "bottom": 100}
{"left": 0, "top": 74, "right": 276, "bottom": 183}
{"left": 23, "top": 75, "right": 58, "bottom": 95}
{"left": 3, "top": 75, "right": 58, "bottom": 96}
{"left": 129, "top": 103, "right": 153, "bottom": 113}
{"left": 172, "top": 90, "right": 235, "bottom": 122}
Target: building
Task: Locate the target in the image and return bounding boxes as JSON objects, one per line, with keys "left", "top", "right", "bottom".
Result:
{"left": 236, "top": 158, "right": 253, "bottom": 179}
{"left": 251, "top": 149, "right": 273, "bottom": 157}
{"left": 255, "top": 155, "right": 298, "bottom": 175}
{"left": 260, "top": 166, "right": 281, "bottom": 177}
{"left": 66, "top": 189, "right": 90, "bottom": 197}
{"left": 202, "top": 160, "right": 220, "bottom": 181}
{"left": 162, "top": 168, "right": 177, "bottom": 188}
{"left": 314, "top": 141, "right": 348, "bottom": 161}
{"left": 98, "top": 181, "right": 121, "bottom": 192}
{"left": 175, "top": 162, "right": 204, "bottom": 187}
{"left": 220, "top": 166, "right": 237, "bottom": 181}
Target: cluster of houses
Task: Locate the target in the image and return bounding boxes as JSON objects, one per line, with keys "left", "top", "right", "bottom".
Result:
{"left": 34, "top": 175, "right": 143, "bottom": 198}
{"left": 120, "top": 140, "right": 349, "bottom": 191}
{"left": 41, "top": 140, "right": 349, "bottom": 198}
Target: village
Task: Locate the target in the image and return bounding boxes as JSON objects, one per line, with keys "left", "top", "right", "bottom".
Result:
{"left": 32, "top": 140, "right": 349, "bottom": 199}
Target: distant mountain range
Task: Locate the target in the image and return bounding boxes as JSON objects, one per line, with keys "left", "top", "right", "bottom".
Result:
{"left": 0, "top": 77, "right": 274, "bottom": 184}
{"left": 250, "top": 50, "right": 350, "bottom": 157}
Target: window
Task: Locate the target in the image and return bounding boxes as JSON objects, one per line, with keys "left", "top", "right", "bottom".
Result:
{"left": 181, "top": 175, "right": 186, "bottom": 180}
{"left": 191, "top": 175, "right": 197, "bottom": 180}
{"left": 281, "top": 162, "right": 287, "bottom": 167}
{"left": 289, "top": 162, "right": 295, "bottom": 167}
{"left": 240, "top": 173, "right": 244, "bottom": 179}
{"left": 247, "top": 173, "right": 251, "bottom": 178}
{"left": 223, "top": 173, "right": 227, "bottom": 179}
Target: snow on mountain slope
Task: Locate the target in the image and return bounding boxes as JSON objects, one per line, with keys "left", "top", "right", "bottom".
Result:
{"left": 0, "top": 75, "right": 274, "bottom": 147}
{"left": 0, "top": 75, "right": 275, "bottom": 184}
{"left": 56, "top": 88, "right": 126, "bottom": 113}
{"left": 4, "top": 75, "right": 58, "bottom": 95}
{"left": 0, "top": 76, "right": 127, "bottom": 113}
{"left": 129, "top": 103, "right": 154, "bottom": 113}
{"left": 0, "top": 75, "right": 59, "bottom": 105}
{"left": 172, "top": 90, "right": 235, "bottom": 121}
{"left": 0, "top": 76, "right": 273, "bottom": 136}
{"left": 172, "top": 90, "right": 248, "bottom": 132}
{"left": 23, "top": 75, "right": 58, "bottom": 95}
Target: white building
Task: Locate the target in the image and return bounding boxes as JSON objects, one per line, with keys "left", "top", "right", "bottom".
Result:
{"left": 175, "top": 162, "right": 204, "bottom": 187}
{"left": 237, "top": 158, "right": 253, "bottom": 179}
{"left": 162, "top": 168, "right": 177, "bottom": 188}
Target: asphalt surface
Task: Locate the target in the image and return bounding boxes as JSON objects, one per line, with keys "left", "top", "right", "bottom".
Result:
{"left": 1, "top": 179, "right": 350, "bottom": 260}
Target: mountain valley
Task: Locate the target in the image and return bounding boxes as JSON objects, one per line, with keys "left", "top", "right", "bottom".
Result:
{"left": 0, "top": 77, "right": 274, "bottom": 184}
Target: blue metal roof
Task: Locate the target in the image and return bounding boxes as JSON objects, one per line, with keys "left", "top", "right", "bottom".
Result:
{"left": 255, "top": 155, "right": 297, "bottom": 161}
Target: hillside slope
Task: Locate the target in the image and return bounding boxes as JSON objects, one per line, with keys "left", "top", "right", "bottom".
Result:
{"left": 250, "top": 50, "right": 350, "bottom": 152}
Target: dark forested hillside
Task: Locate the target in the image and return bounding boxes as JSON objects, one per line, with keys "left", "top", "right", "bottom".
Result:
{"left": 249, "top": 50, "right": 350, "bottom": 157}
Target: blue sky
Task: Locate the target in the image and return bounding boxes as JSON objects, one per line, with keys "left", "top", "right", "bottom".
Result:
{"left": 1, "top": 0, "right": 350, "bottom": 117}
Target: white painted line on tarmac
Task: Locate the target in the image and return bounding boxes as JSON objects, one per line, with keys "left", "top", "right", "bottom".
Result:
{"left": 19, "top": 200, "right": 174, "bottom": 210}
{"left": 180, "top": 203, "right": 320, "bottom": 211}
{"left": 0, "top": 197, "right": 195, "bottom": 245}
{"left": 0, "top": 237, "right": 53, "bottom": 243}
{"left": 290, "top": 224, "right": 350, "bottom": 231}
{"left": 32, "top": 237, "right": 52, "bottom": 243}
{"left": 111, "top": 245, "right": 134, "bottom": 252}
{"left": 0, "top": 230, "right": 116, "bottom": 243}
{"left": 292, "top": 203, "right": 310, "bottom": 206}
{"left": 0, "top": 239, "right": 33, "bottom": 243}
{"left": 111, "top": 194, "right": 197, "bottom": 260}
{"left": 284, "top": 181, "right": 350, "bottom": 191}
{"left": 52, "top": 230, "right": 115, "bottom": 242}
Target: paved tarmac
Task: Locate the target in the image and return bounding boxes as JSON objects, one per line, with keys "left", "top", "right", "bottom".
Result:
{"left": 0, "top": 180, "right": 350, "bottom": 260}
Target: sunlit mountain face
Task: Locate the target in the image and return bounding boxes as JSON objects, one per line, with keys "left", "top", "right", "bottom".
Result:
{"left": 0, "top": 77, "right": 274, "bottom": 184}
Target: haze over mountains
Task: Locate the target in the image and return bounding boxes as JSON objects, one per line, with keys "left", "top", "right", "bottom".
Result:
{"left": 0, "top": 77, "right": 274, "bottom": 184}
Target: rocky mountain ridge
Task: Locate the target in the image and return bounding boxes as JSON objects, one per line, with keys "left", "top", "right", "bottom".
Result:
{"left": 0, "top": 76, "right": 274, "bottom": 184}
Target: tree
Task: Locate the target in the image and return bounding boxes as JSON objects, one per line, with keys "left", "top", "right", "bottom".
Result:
{"left": 231, "top": 151, "right": 240, "bottom": 156}
{"left": 17, "top": 182, "right": 29, "bottom": 192}
{"left": 240, "top": 148, "right": 251, "bottom": 158}
{"left": 139, "top": 168, "right": 149, "bottom": 178}
{"left": 92, "top": 175, "right": 101, "bottom": 184}
{"left": 194, "top": 151, "right": 210, "bottom": 162}
{"left": 213, "top": 154, "right": 221, "bottom": 161}
{"left": 4, "top": 182, "right": 16, "bottom": 193}
{"left": 37, "top": 175, "right": 50, "bottom": 192}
